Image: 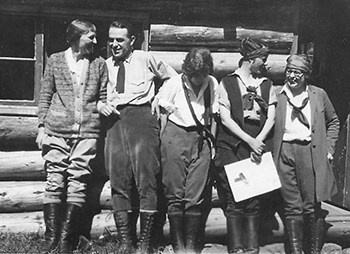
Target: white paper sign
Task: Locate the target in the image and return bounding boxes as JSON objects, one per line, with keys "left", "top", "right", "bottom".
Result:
{"left": 224, "top": 152, "right": 281, "bottom": 202}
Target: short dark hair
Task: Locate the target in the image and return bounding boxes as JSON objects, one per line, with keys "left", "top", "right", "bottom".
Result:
{"left": 109, "top": 20, "right": 136, "bottom": 39}
{"left": 182, "top": 47, "right": 214, "bottom": 78}
{"left": 66, "top": 19, "right": 96, "bottom": 44}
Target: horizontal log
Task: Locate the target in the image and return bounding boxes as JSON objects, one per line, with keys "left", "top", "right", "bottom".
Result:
{"left": 0, "top": 151, "right": 45, "bottom": 181}
{"left": 151, "top": 51, "right": 288, "bottom": 83}
{"left": 0, "top": 181, "right": 45, "bottom": 213}
{"left": 0, "top": 115, "right": 38, "bottom": 150}
{"left": 150, "top": 25, "right": 293, "bottom": 53}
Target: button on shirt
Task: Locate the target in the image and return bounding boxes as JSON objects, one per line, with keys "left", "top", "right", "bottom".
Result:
{"left": 156, "top": 74, "right": 219, "bottom": 127}
{"left": 281, "top": 84, "right": 312, "bottom": 142}
{"left": 218, "top": 68, "right": 277, "bottom": 121}
{"left": 106, "top": 50, "right": 177, "bottom": 107}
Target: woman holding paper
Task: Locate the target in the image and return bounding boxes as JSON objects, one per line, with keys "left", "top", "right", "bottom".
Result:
{"left": 273, "top": 54, "right": 339, "bottom": 254}
{"left": 214, "top": 37, "right": 277, "bottom": 254}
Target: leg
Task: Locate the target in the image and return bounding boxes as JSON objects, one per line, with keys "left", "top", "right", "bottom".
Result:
{"left": 41, "top": 135, "right": 70, "bottom": 253}
{"left": 59, "top": 138, "right": 97, "bottom": 253}
{"left": 184, "top": 208, "right": 202, "bottom": 254}
{"left": 168, "top": 205, "right": 185, "bottom": 253}
{"left": 114, "top": 211, "right": 134, "bottom": 254}
{"left": 136, "top": 212, "right": 156, "bottom": 254}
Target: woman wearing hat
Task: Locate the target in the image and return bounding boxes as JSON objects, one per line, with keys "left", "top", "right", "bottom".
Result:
{"left": 273, "top": 54, "right": 339, "bottom": 253}
{"left": 215, "top": 37, "right": 277, "bottom": 254}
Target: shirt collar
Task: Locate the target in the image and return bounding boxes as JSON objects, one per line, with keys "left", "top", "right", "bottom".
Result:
{"left": 280, "top": 83, "right": 309, "bottom": 99}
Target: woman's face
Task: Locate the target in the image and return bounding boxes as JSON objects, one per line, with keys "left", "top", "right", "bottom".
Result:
{"left": 250, "top": 56, "right": 268, "bottom": 77}
{"left": 285, "top": 68, "right": 306, "bottom": 90}
{"left": 190, "top": 73, "right": 208, "bottom": 88}
{"left": 79, "top": 30, "right": 97, "bottom": 55}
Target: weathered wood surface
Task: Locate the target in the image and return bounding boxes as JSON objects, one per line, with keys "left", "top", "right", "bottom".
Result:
{"left": 0, "top": 151, "right": 45, "bottom": 181}
{"left": 0, "top": 0, "right": 297, "bottom": 32}
{"left": 0, "top": 181, "right": 45, "bottom": 213}
{"left": 150, "top": 25, "right": 293, "bottom": 53}
{"left": 0, "top": 181, "right": 112, "bottom": 213}
{"left": 0, "top": 115, "right": 38, "bottom": 150}
{"left": 152, "top": 51, "right": 288, "bottom": 82}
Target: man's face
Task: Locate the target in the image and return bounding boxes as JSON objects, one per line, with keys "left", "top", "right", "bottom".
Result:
{"left": 79, "top": 31, "right": 97, "bottom": 55}
{"left": 108, "top": 27, "right": 135, "bottom": 61}
{"left": 285, "top": 68, "right": 305, "bottom": 90}
{"left": 250, "top": 56, "right": 268, "bottom": 77}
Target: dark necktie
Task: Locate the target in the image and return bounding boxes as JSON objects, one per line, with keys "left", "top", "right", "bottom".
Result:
{"left": 116, "top": 61, "right": 125, "bottom": 93}
{"left": 242, "top": 86, "right": 268, "bottom": 112}
{"left": 287, "top": 96, "right": 310, "bottom": 128}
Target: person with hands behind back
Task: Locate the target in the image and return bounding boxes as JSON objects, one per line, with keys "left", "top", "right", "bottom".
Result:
{"left": 214, "top": 37, "right": 277, "bottom": 254}
{"left": 36, "top": 19, "right": 109, "bottom": 254}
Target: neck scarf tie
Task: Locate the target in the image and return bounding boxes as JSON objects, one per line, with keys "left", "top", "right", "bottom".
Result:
{"left": 287, "top": 96, "right": 310, "bottom": 129}
{"left": 242, "top": 86, "right": 268, "bottom": 112}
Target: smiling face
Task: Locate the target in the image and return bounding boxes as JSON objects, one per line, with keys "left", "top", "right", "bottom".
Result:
{"left": 108, "top": 27, "right": 135, "bottom": 61}
{"left": 285, "top": 68, "right": 306, "bottom": 91}
{"left": 79, "top": 30, "right": 97, "bottom": 55}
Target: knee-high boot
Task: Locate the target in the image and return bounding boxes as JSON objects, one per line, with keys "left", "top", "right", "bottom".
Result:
{"left": 285, "top": 216, "right": 304, "bottom": 254}
{"left": 58, "top": 203, "right": 81, "bottom": 254}
{"left": 150, "top": 211, "right": 166, "bottom": 252}
{"left": 304, "top": 214, "right": 326, "bottom": 254}
{"left": 114, "top": 211, "right": 133, "bottom": 254}
{"left": 42, "top": 203, "right": 62, "bottom": 253}
{"left": 245, "top": 213, "right": 260, "bottom": 254}
{"left": 129, "top": 209, "right": 139, "bottom": 247}
{"left": 135, "top": 212, "right": 155, "bottom": 254}
{"left": 184, "top": 212, "right": 201, "bottom": 254}
{"left": 168, "top": 212, "right": 185, "bottom": 253}
{"left": 226, "top": 214, "right": 245, "bottom": 254}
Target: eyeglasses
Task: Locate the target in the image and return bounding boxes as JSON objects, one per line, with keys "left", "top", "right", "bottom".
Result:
{"left": 286, "top": 69, "right": 304, "bottom": 77}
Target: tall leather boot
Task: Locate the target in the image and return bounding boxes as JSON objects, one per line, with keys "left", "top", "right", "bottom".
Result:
{"left": 226, "top": 214, "right": 245, "bottom": 254}
{"left": 135, "top": 212, "right": 155, "bottom": 254}
{"left": 42, "top": 203, "right": 62, "bottom": 253}
{"left": 129, "top": 209, "right": 139, "bottom": 247}
{"left": 150, "top": 211, "right": 166, "bottom": 252}
{"left": 184, "top": 212, "right": 201, "bottom": 254}
{"left": 245, "top": 213, "right": 260, "bottom": 254}
{"left": 58, "top": 203, "right": 81, "bottom": 254}
{"left": 285, "top": 216, "right": 304, "bottom": 254}
{"left": 168, "top": 212, "right": 185, "bottom": 253}
{"left": 114, "top": 211, "right": 133, "bottom": 254}
{"left": 304, "top": 214, "right": 326, "bottom": 254}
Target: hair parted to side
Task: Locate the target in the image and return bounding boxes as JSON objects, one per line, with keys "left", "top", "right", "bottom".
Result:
{"left": 109, "top": 20, "right": 136, "bottom": 39}
{"left": 66, "top": 19, "right": 96, "bottom": 44}
{"left": 182, "top": 47, "right": 214, "bottom": 78}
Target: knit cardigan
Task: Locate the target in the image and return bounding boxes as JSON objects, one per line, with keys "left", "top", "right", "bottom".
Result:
{"left": 38, "top": 51, "right": 108, "bottom": 139}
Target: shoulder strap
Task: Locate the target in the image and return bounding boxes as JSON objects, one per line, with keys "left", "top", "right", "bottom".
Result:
{"left": 181, "top": 74, "right": 203, "bottom": 128}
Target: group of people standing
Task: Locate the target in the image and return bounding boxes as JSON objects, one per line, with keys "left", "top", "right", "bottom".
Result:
{"left": 36, "top": 18, "right": 340, "bottom": 254}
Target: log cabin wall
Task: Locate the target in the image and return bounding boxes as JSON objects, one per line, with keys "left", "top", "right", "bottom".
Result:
{"left": 2, "top": 0, "right": 349, "bottom": 212}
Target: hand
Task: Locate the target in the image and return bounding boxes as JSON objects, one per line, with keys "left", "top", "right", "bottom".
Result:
{"left": 327, "top": 153, "right": 333, "bottom": 162}
{"left": 36, "top": 127, "right": 45, "bottom": 150}
{"left": 247, "top": 137, "right": 265, "bottom": 156}
{"left": 250, "top": 152, "right": 262, "bottom": 163}
{"left": 211, "top": 145, "right": 216, "bottom": 160}
{"left": 100, "top": 104, "right": 119, "bottom": 117}
{"left": 151, "top": 97, "right": 161, "bottom": 120}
